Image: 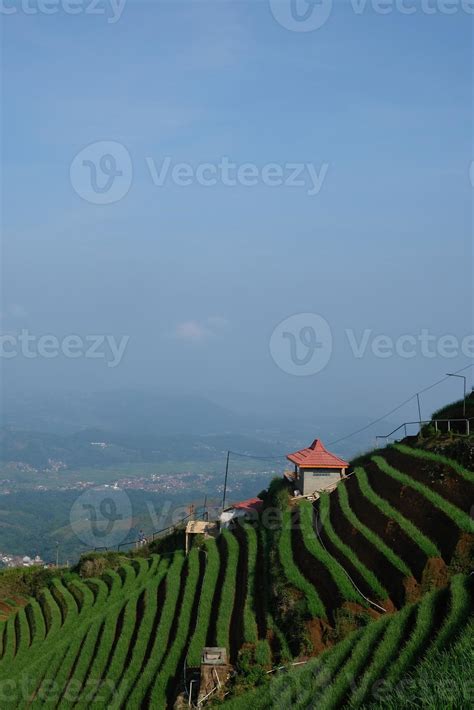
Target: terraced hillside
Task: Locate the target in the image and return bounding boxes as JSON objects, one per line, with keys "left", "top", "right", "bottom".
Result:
{"left": 0, "top": 434, "right": 472, "bottom": 708}
{"left": 223, "top": 573, "right": 474, "bottom": 709}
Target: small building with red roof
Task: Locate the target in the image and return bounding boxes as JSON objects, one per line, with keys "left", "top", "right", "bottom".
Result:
{"left": 219, "top": 497, "right": 263, "bottom": 528}
{"left": 286, "top": 439, "right": 349, "bottom": 496}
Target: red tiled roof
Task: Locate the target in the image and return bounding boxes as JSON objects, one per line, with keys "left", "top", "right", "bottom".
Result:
{"left": 231, "top": 497, "right": 263, "bottom": 512}
{"left": 287, "top": 439, "right": 349, "bottom": 469}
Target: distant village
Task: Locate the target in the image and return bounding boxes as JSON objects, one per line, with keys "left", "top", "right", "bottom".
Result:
{"left": 0, "top": 552, "right": 48, "bottom": 569}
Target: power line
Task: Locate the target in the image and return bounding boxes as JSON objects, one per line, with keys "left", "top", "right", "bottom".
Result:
{"left": 226, "top": 363, "right": 473, "bottom": 456}
{"left": 329, "top": 363, "right": 472, "bottom": 446}
{"left": 329, "top": 363, "right": 473, "bottom": 446}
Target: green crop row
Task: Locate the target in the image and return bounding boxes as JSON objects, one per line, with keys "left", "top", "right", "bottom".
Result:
{"left": 385, "top": 586, "right": 440, "bottom": 684}
{"left": 38, "top": 588, "right": 62, "bottom": 638}
{"left": 373, "top": 456, "right": 474, "bottom": 533}
{"left": 149, "top": 548, "right": 201, "bottom": 709}
{"left": 355, "top": 468, "right": 440, "bottom": 557}
{"left": 216, "top": 530, "right": 240, "bottom": 648}
{"left": 279, "top": 510, "right": 325, "bottom": 619}
{"left": 15, "top": 608, "right": 30, "bottom": 657}
{"left": 365, "top": 619, "right": 474, "bottom": 709}
{"left": 96, "top": 594, "right": 140, "bottom": 706}
{"left": 126, "top": 552, "right": 185, "bottom": 708}
{"left": 187, "top": 538, "right": 221, "bottom": 667}
{"left": 266, "top": 612, "right": 292, "bottom": 663}
{"left": 318, "top": 493, "right": 388, "bottom": 601}
{"left": 67, "top": 579, "right": 95, "bottom": 615}
{"left": 318, "top": 615, "right": 390, "bottom": 710}
{"left": 337, "top": 484, "right": 411, "bottom": 578}
{"left": 212, "top": 575, "right": 470, "bottom": 709}
{"left": 429, "top": 573, "right": 471, "bottom": 655}
{"left": 1, "top": 616, "right": 16, "bottom": 663}
{"left": 51, "top": 578, "right": 80, "bottom": 621}
{"left": 86, "top": 578, "right": 111, "bottom": 608}
{"left": 298, "top": 500, "right": 362, "bottom": 604}
{"left": 393, "top": 443, "right": 474, "bottom": 483}
{"left": 348, "top": 603, "right": 413, "bottom": 708}
{"left": 111, "top": 558, "right": 170, "bottom": 708}
{"left": 243, "top": 524, "right": 259, "bottom": 644}
{"left": 25, "top": 599, "right": 46, "bottom": 648}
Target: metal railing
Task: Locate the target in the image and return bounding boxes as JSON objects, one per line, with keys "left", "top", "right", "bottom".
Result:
{"left": 376, "top": 417, "right": 473, "bottom": 443}
{"left": 93, "top": 506, "right": 209, "bottom": 553}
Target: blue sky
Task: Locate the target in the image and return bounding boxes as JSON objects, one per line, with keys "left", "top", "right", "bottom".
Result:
{"left": 1, "top": 1, "right": 472, "bottom": 420}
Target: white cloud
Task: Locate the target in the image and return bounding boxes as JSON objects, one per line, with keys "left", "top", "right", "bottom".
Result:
{"left": 174, "top": 316, "right": 229, "bottom": 343}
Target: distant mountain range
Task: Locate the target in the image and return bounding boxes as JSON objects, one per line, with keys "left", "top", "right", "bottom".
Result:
{"left": 1, "top": 390, "right": 248, "bottom": 437}
{"left": 0, "top": 427, "right": 281, "bottom": 470}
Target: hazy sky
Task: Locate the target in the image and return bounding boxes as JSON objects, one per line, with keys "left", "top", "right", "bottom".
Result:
{"left": 1, "top": 1, "right": 472, "bottom": 421}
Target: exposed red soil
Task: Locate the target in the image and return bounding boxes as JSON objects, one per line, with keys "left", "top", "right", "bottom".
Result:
{"left": 403, "top": 576, "right": 422, "bottom": 603}
{"left": 345, "top": 474, "right": 428, "bottom": 581}
{"left": 0, "top": 601, "right": 13, "bottom": 614}
{"left": 291, "top": 508, "right": 344, "bottom": 624}
{"left": 328, "top": 490, "right": 406, "bottom": 608}
{"left": 341, "top": 601, "right": 384, "bottom": 620}
{"left": 365, "top": 461, "right": 460, "bottom": 561}
{"left": 450, "top": 532, "right": 474, "bottom": 572}
{"left": 306, "top": 617, "right": 334, "bottom": 655}
{"left": 207, "top": 534, "right": 227, "bottom": 646}
{"left": 229, "top": 525, "right": 248, "bottom": 664}
{"left": 421, "top": 557, "right": 449, "bottom": 592}
{"left": 382, "top": 448, "right": 474, "bottom": 513}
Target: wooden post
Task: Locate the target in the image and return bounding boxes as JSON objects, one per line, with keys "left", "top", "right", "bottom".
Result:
{"left": 222, "top": 451, "right": 230, "bottom": 511}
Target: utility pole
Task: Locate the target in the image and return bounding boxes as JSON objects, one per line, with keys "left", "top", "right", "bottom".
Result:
{"left": 222, "top": 451, "right": 230, "bottom": 511}
{"left": 416, "top": 393, "right": 422, "bottom": 426}
{"left": 446, "top": 374, "right": 467, "bottom": 417}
